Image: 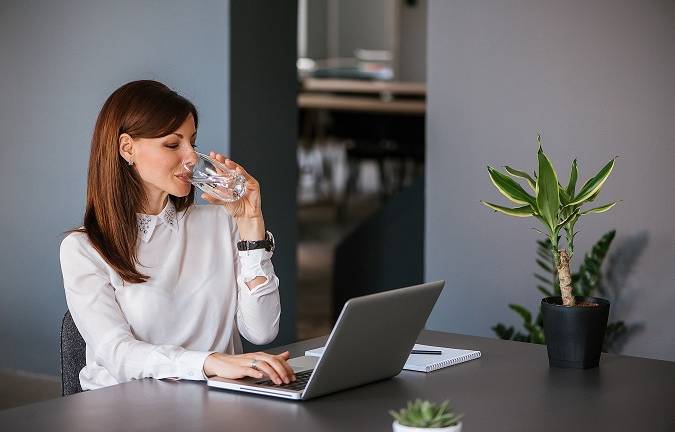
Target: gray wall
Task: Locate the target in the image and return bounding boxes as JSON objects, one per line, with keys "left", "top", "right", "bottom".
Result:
{"left": 332, "top": 0, "right": 396, "bottom": 58}
{"left": 0, "top": 0, "right": 230, "bottom": 374}
{"left": 425, "top": 0, "right": 675, "bottom": 361}
{"left": 306, "top": 0, "right": 328, "bottom": 60}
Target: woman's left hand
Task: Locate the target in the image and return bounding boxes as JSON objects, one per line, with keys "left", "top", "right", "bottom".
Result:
{"left": 201, "top": 152, "right": 265, "bottom": 240}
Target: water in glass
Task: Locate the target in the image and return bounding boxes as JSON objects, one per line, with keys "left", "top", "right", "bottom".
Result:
{"left": 182, "top": 152, "right": 247, "bottom": 202}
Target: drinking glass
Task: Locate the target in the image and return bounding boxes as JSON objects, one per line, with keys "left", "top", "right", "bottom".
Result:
{"left": 181, "top": 152, "right": 247, "bottom": 202}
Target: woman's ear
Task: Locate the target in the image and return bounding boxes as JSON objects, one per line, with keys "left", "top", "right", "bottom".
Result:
{"left": 119, "top": 133, "right": 134, "bottom": 164}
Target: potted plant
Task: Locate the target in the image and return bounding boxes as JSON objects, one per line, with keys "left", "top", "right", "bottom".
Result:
{"left": 481, "top": 135, "right": 618, "bottom": 368}
{"left": 390, "top": 399, "right": 463, "bottom": 431}
{"left": 493, "top": 229, "right": 637, "bottom": 353}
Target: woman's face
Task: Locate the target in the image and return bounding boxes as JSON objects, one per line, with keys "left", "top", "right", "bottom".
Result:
{"left": 124, "top": 114, "right": 198, "bottom": 201}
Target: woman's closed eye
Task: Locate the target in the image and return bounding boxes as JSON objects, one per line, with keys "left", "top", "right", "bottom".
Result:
{"left": 165, "top": 142, "right": 198, "bottom": 149}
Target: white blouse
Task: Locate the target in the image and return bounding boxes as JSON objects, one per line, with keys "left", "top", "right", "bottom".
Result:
{"left": 59, "top": 200, "right": 280, "bottom": 391}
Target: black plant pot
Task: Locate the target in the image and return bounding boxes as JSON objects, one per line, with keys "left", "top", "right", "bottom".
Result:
{"left": 541, "top": 296, "right": 610, "bottom": 369}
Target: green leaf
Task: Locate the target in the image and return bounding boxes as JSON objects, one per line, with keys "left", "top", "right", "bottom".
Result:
{"left": 536, "top": 259, "right": 552, "bottom": 273}
{"left": 566, "top": 159, "right": 578, "bottom": 197}
{"left": 513, "top": 332, "right": 531, "bottom": 342}
{"left": 487, "top": 166, "right": 536, "bottom": 206}
{"left": 492, "top": 324, "right": 515, "bottom": 340}
{"left": 580, "top": 201, "right": 619, "bottom": 215}
{"left": 559, "top": 186, "right": 571, "bottom": 206}
{"left": 575, "top": 230, "right": 616, "bottom": 295}
{"left": 481, "top": 201, "right": 534, "bottom": 217}
{"left": 438, "top": 401, "right": 451, "bottom": 417}
{"left": 568, "top": 158, "right": 616, "bottom": 206}
{"left": 556, "top": 209, "right": 580, "bottom": 231}
{"left": 408, "top": 409, "right": 423, "bottom": 425}
{"left": 525, "top": 323, "right": 546, "bottom": 344}
{"left": 536, "top": 241, "right": 552, "bottom": 260}
{"left": 421, "top": 402, "right": 433, "bottom": 421}
{"left": 509, "top": 303, "right": 532, "bottom": 324}
{"left": 504, "top": 166, "right": 536, "bottom": 191}
{"left": 587, "top": 189, "right": 601, "bottom": 202}
{"left": 393, "top": 400, "right": 461, "bottom": 428}
{"left": 535, "top": 147, "right": 560, "bottom": 231}
{"left": 390, "top": 411, "right": 404, "bottom": 423}
{"left": 534, "top": 273, "right": 552, "bottom": 286}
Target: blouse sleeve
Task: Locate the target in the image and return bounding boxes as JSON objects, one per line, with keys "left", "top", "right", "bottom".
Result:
{"left": 229, "top": 219, "right": 281, "bottom": 345}
{"left": 60, "top": 234, "right": 215, "bottom": 383}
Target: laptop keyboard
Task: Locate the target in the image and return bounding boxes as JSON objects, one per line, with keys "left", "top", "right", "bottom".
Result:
{"left": 255, "top": 369, "right": 313, "bottom": 391}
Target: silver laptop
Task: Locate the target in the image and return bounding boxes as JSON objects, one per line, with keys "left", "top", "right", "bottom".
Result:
{"left": 207, "top": 280, "right": 444, "bottom": 400}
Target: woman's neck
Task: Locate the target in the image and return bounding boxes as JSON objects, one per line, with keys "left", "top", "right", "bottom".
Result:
{"left": 143, "top": 192, "right": 169, "bottom": 215}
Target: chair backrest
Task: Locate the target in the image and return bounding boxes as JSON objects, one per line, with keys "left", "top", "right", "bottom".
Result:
{"left": 60, "top": 310, "right": 86, "bottom": 396}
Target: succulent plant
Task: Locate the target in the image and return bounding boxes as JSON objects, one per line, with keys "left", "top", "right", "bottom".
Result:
{"left": 390, "top": 399, "right": 463, "bottom": 428}
{"left": 481, "top": 134, "right": 618, "bottom": 307}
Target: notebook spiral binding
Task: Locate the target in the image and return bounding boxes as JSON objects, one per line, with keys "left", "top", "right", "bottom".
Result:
{"left": 426, "top": 351, "right": 482, "bottom": 372}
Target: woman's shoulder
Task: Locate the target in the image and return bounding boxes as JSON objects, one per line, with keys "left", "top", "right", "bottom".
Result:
{"left": 59, "top": 229, "right": 108, "bottom": 270}
{"left": 60, "top": 229, "right": 95, "bottom": 257}
{"left": 60, "top": 230, "right": 114, "bottom": 282}
{"left": 61, "top": 229, "right": 87, "bottom": 248}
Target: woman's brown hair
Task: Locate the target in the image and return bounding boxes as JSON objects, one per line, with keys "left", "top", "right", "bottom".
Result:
{"left": 74, "top": 80, "right": 198, "bottom": 284}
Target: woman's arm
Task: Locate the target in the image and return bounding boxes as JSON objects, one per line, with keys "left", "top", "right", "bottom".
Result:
{"left": 60, "top": 234, "right": 214, "bottom": 383}
{"left": 233, "top": 215, "right": 268, "bottom": 290}
{"left": 230, "top": 220, "right": 281, "bottom": 345}
{"left": 199, "top": 152, "right": 282, "bottom": 345}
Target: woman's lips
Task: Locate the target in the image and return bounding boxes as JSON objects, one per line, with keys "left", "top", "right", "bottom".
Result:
{"left": 175, "top": 174, "right": 192, "bottom": 184}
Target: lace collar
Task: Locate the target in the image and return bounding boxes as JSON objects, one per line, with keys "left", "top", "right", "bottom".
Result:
{"left": 136, "top": 199, "right": 178, "bottom": 243}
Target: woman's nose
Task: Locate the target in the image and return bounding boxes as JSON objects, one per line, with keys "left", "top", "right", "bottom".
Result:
{"left": 181, "top": 147, "right": 198, "bottom": 167}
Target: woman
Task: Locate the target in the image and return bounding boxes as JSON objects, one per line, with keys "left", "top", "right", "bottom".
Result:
{"left": 60, "top": 80, "right": 295, "bottom": 391}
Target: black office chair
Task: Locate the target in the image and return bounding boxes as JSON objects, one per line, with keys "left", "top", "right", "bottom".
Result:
{"left": 60, "top": 310, "right": 86, "bottom": 396}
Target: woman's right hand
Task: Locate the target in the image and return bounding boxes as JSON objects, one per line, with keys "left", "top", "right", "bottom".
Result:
{"left": 203, "top": 351, "right": 296, "bottom": 385}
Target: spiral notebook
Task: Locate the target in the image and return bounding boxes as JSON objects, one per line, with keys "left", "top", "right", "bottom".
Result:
{"left": 304, "top": 343, "right": 481, "bottom": 373}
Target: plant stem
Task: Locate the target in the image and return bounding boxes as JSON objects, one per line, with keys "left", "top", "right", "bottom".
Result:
{"left": 557, "top": 249, "right": 576, "bottom": 306}
{"left": 565, "top": 224, "right": 575, "bottom": 260}
{"left": 549, "top": 237, "right": 559, "bottom": 266}
{"left": 548, "top": 236, "right": 560, "bottom": 296}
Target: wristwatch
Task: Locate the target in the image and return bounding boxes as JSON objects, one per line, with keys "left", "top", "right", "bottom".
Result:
{"left": 237, "top": 230, "right": 275, "bottom": 252}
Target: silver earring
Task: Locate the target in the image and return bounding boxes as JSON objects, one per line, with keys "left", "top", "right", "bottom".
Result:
{"left": 128, "top": 158, "right": 134, "bottom": 166}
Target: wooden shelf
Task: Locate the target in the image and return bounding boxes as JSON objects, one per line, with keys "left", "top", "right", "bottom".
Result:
{"left": 298, "top": 93, "right": 425, "bottom": 115}
{"left": 302, "top": 78, "right": 426, "bottom": 96}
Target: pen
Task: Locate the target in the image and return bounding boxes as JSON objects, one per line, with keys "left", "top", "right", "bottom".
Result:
{"left": 411, "top": 350, "right": 442, "bottom": 355}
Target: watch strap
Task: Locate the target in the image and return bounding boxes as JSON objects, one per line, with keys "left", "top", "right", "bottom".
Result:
{"left": 237, "top": 230, "right": 274, "bottom": 252}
